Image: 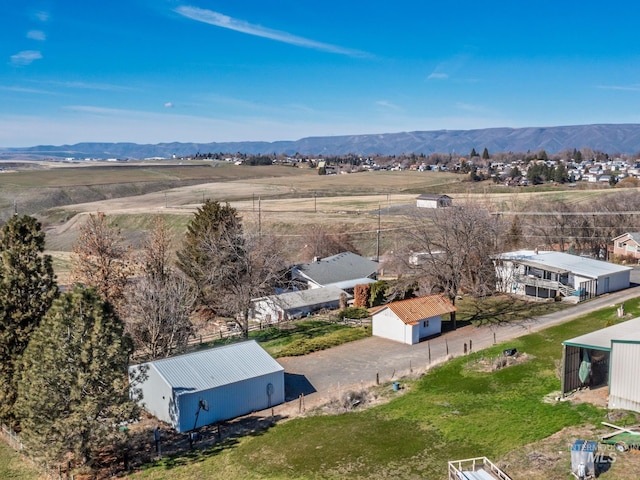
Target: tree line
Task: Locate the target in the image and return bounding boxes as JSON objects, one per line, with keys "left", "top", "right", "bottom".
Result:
{"left": 0, "top": 200, "right": 289, "bottom": 472}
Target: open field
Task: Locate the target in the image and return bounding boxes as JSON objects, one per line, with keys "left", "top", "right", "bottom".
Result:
{"left": 0, "top": 159, "right": 628, "bottom": 281}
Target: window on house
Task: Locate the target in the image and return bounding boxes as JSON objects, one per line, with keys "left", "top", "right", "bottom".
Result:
{"left": 423, "top": 320, "right": 429, "bottom": 328}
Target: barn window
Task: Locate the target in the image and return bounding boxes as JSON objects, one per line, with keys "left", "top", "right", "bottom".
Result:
{"left": 423, "top": 320, "right": 429, "bottom": 328}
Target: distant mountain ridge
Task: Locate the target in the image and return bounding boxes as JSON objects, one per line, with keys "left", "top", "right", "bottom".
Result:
{"left": 4, "top": 124, "right": 640, "bottom": 159}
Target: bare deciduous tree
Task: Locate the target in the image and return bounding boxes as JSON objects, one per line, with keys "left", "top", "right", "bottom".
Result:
{"left": 404, "top": 204, "right": 505, "bottom": 328}
{"left": 70, "top": 212, "right": 132, "bottom": 313}
{"left": 126, "top": 216, "right": 196, "bottom": 360}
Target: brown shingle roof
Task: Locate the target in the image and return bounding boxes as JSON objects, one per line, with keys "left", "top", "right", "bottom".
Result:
{"left": 376, "top": 294, "right": 456, "bottom": 325}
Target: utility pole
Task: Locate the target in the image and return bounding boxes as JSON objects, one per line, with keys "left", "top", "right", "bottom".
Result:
{"left": 258, "top": 196, "right": 262, "bottom": 236}
{"left": 376, "top": 203, "right": 381, "bottom": 262}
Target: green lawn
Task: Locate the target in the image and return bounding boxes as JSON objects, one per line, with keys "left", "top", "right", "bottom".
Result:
{"left": 0, "top": 442, "right": 40, "bottom": 480}
{"left": 131, "top": 299, "right": 640, "bottom": 480}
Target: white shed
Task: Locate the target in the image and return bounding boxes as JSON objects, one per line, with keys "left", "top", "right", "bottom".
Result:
{"left": 129, "top": 341, "right": 284, "bottom": 432}
{"left": 416, "top": 194, "right": 452, "bottom": 209}
{"left": 372, "top": 294, "right": 456, "bottom": 345}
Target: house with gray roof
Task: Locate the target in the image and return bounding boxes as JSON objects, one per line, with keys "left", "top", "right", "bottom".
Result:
{"left": 129, "top": 341, "right": 284, "bottom": 432}
{"left": 292, "top": 251, "right": 379, "bottom": 289}
{"left": 612, "top": 232, "right": 640, "bottom": 261}
{"left": 251, "top": 286, "right": 350, "bottom": 323}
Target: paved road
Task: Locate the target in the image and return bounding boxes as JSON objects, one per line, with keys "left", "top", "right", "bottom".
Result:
{"left": 277, "top": 282, "right": 640, "bottom": 410}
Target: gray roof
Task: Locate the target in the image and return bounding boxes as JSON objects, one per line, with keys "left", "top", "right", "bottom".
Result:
{"left": 257, "top": 286, "right": 348, "bottom": 310}
{"left": 294, "top": 252, "right": 378, "bottom": 286}
{"left": 497, "top": 250, "right": 631, "bottom": 279}
{"left": 135, "top": 340, "right": 283, "bottom": 394}
{"left": 563, "top": 317, "right": 640, "bottom": 350}
{"left": 613, "top": 232, "right": 640, "bottom": 244}
{"left": 416, "top": 193, "right": 452, "bottom": 200}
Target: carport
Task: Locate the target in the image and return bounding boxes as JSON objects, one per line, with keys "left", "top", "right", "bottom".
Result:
{"left": 561, "top": 317, "right": 640, "bottom": 395}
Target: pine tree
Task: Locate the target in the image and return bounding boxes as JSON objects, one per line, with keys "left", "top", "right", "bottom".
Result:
{"left": 16, "top": 286, "right": 139, "bottom": 469}
{"left": 482, "top": 147, "right": 490, "bottom": 160}
{"left": 0, "top": 214, "right": 58, "bottom": 425}
{"left": 177, "top": 200, "right": 287, "bottom": 336}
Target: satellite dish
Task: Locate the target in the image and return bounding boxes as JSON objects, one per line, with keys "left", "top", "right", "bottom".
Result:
{"left": 199, "top": 399, "right": 209, "bottom": 411}
{"left": 266, "top": 383, "right": 274, "bottom": 396}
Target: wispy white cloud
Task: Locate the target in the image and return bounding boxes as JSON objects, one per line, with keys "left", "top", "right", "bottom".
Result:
{"left": 174, "top": 6, "right": 369, "bottom": 57}
{"left": 375, "top": 100, "right": 402, "bottom": 111}
{"left": 43, "top": 80, "right": 136, "bottom": 92}
{"left": 34, "top": 11, "right": 49, "bottom": 22}
{"left": 455, "top": 102, "right": 485, "bottom": 112}
{"left": 10, "top": 50, "right": 42, "bottom": 66}
{"left": 27, "top": 30, "right": 46, "bottom": 41}
{"left": 0, "top": 85, "right": 54, "bottom": 95}
{"left": 427, "top": 72, "right": 449, "bottom": 80}
{"left": 597, "top": 84, "right": 640, "bottom": 92}
{"left": 164, "top": 102, "right": 174, "bottom": 108}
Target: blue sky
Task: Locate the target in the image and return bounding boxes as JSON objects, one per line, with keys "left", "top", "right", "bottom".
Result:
{"left": 2, "top": 1, "right": 640, "bottom": 147}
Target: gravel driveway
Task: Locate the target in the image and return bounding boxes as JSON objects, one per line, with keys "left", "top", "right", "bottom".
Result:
{"left": 277, "top": 278, "right": 640, "bottom": 410}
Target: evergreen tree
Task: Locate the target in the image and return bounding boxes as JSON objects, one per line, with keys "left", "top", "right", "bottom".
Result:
{"left": 482, "top": 147, "right": 490, "bottom": 160}
{"left": 177, "top": 200, "right": 287, "bottom": 336}
{"left": 0, "top": 214, "right": 58, "bottom": 425}
{"left": 470, "top": 148, "right": 478, "bottom": 158}
{"left": 16, "top": 286, "right": 139, "bottom": 469}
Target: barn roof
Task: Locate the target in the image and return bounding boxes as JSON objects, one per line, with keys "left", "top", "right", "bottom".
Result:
{"left": 294, "top": 252, "right": 378, "bottom": 286}
{"left": 374, "top": 294, "right": 456, "bottom": 325}
{"left": 563, "top": 317, "right": 640, "bottom": 350}
{"left": 416, "top": 193, "right": 452, "bottom": 200}
{"left": 496, "top": 250, "right": 631, "bottom": 279}
{"left": 134, "top": 341, "right": 283, "bottom": 394}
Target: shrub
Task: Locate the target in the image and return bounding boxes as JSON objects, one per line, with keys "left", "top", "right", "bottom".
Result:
{"left": 337, "top": 306, "right": 369, "bottom": 320}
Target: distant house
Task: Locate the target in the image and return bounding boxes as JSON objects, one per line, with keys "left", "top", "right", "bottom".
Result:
{"left": 494, "top": 250, "right": 631, "bottom": 301}
{"left": 416, "top": 194, "right": 452, "bottom": 209}
{"left": 612, "top": 232, "right": 640, "bottom": 260}
{"left": 292, "top": 252, "right": 378, "bottom": 290}
{"left": 252, "top": 286, "right": 349, "bottom": 323}
{"left": 129, "top": 341, "right": 284, "bottom": 433}
{"left": 372, "top": 294, "right": 456, "bottom": 345}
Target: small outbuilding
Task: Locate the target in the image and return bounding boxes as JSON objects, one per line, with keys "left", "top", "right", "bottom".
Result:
{"left": 252, "top": 286, "right": 349, "bottom": 323}
{"left": 416, "top": 193, "right": 452, "bottom": 209}
{"left": 372, "top": 294, "right": 456, "bottom": 345}
{"left": 561, "top": 317, "right": 640, "bottom": 413}
{"left": 129, "top": 341, "right": 284, "bottom": 433}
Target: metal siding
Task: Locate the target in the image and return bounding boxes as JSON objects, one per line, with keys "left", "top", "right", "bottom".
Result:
{"left": 130, "top": 364, "right": 177, "bottom": 428}
{"left": 608, "top": 341, "right": 640, "bottom": 413}
{"left": 177, "top": 371, "right": 285, "bottom": 432}
{"left": 562, "top": 345, "right": 582, "bottom": 393}
{"left": 608, "top": 271, "right": 631, "bottom": 293}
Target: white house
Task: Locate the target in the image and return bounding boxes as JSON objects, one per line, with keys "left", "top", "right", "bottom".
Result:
{"left": 252, "top": 286, "right": 349, "bottom": 323}
{"left": 372, "top": 294, "right": 456, "bottom": 345}
{"left": 494, "top": 250, "right": 631, "bottom": 301}
{"left": 416, "top": 194, "right": 453, "bottom": 209}
{"left": 129, "top": 341, "right": 284, "bottom": 433}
